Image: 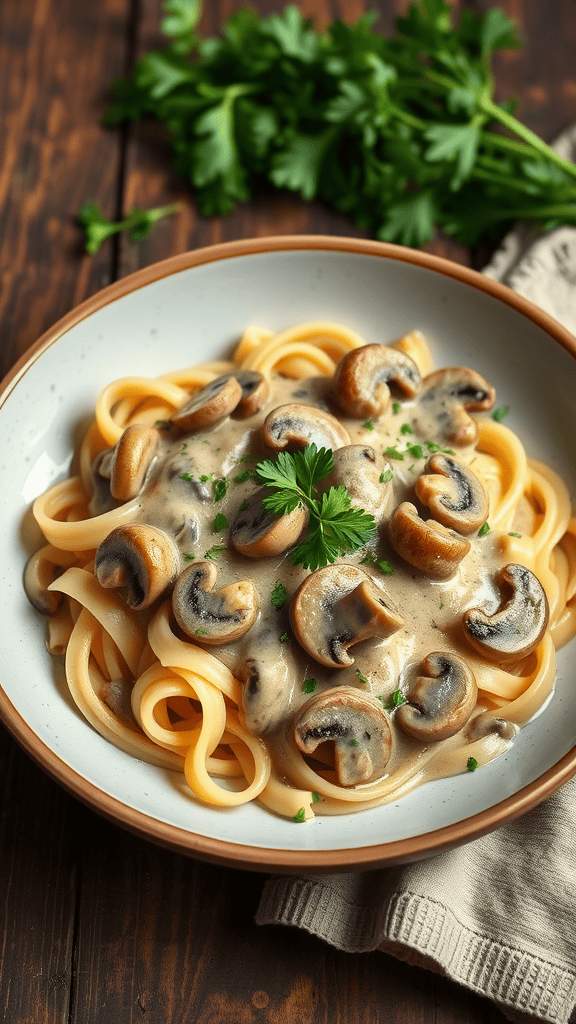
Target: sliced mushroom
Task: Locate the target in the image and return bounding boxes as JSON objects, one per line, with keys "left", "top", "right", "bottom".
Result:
{"left": 290, "top": 564, "right": 404, "bottom": 668}
{"left": 231, "top": 371, "right": 270, "bottom": 419}
{"left": 467, "top": 712, "right": 517, "bottom": 742}
{"left": 415, "top": 453, "right": 488, "bottom": 535}
{"left": 388, "top": 502, "right": 471, "bottom": 580}
{"left": 333, "top": 344, "right": 421, "bottom": 419}
{"left": 230, "top": 486, "right": 308, "bottom": 558}
{"left": 417, "top": 368, "right": 496, "bottom": 445}
{"left": 319, "top": 445, "right": 394, "bottom": 524}
{"left": 172, "top": 560, "right": 259, "bottom": 644}
{"left": 238, "top": 641, "right": 299, "bottom": 735}
{"left": 396, "top": 652, "right": 477, "bottom": 742}
{"left": 262, "top": 403, "right": 351, "bottom": 453}
{"left": 95, "top": 523, "right": 180, "bottom": 610}
{"left": 99, "top": 424, "right": 160, "bottom": 502}
{"left": 462, "top": 563, "right": 549, "bottom": 663}
{"left": 170, "top": 375, "right": 243, "bottom": 433}
{"left": 295, "top": 686, "right": 393, "bottom": 786}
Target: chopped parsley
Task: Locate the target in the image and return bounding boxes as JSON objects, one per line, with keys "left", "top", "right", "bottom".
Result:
{"left": 349, "top": 738, "right": 359, "bottom": 747}
{"left": 392, "top": 402, "right": 401, "bottom": 415}
{"left": 425, "top": 440, "right": 454, "bottom": 455}
{"left": 311, "top": 791, "right": 320, "bottom": 804}
{"left": 279, "top": 631, "right": 289, "bottom": 643}
{"left": 179, "top": 472, "right": 195, "bottom": 482}
{"left": 508, "top": 531, "right": 522, "bottom": 538}
{"left": 204, "top": 544, "right": 226, "bottom": 560}
{"left": 233, "top": 469, "right": 252, "bottom": 483}
{"left": 196, "top": 628, "right": 208, "bottom": 636}
{"left": 492, "top": 406, "right": 510, "bottom": 422}
{"left": 213, "top": 512, "right": 228, "bottom": 532}
{"left": 213, "top": 478, "right": 228, "bottom": 501}
{"left": 378, "top": 560, "right": 394, "bottom": 575}
{"left": 478, "top": 522, "right": 490, "bottom": 537}
{"left": 384, "top": 446, "right": 405, "bottom": 461}
{"left": 467, "top": 756, "right": 478, "bottom": 772}
{"left": 355, "top": 668, "right": 369, "bottom": 684}
{"left": 200, "top": 472, "right": 214, "bottom": 482}
{"left": 380, "top": 469, "right": 393, "bottom": 483}
{"left": 406, "top": 443, "right": 424, "bottom": 460}
{"left": 400, "top": 423, "right": 413, "bottom": 435}
{"left": 293, "top": 807, "right": 307, "bottom": 823}
{"left": 364, "top": 419, "right": 375, "bottom": 431}
{"left": 302, "top": 678, "right": 317, "bottom": 694}
{"left": 155, "top": 419, "right": 170, "bottom": 429}
{"left": 183, "top": 552, "right": 196, "bottom": 562}
{"left": 271, "top": 580, "right": 288, "bottom": 609}
{"left": 385, "top": 689, "right": 407, "bottom": 711}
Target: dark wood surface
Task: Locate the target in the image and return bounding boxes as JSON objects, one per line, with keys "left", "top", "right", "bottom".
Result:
{"left": 1, "top": 2, "right": 574, "bottom": 1021}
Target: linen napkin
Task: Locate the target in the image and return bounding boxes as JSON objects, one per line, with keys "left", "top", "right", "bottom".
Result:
{"left": 256, "top": 125, "right": 576, "bottom": 1024}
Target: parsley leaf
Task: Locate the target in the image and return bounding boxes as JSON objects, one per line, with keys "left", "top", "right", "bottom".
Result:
{"left": 77, "top": 201, "right": 181, "bottom": 254}
{"left": 271, "top": 581, "right": 288, "bottom": 609}
{"left": 302, "top": 678, "right": 316, "bottom": 694}
{"left": 492, "top": 406, "right": 510, "bottom": 422}
{"left": 386, "top": 689, "right": 407, "bottom": 711}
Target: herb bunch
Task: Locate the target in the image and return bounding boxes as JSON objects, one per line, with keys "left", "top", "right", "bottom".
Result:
{"left": 103, "top": 0, "right": 576, "bottom": 247}
{"left": 256, "top": 444, "right": 376, "bottom": 571}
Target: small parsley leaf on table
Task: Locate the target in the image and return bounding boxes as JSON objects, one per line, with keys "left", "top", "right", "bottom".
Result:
{"left": 77, "top": 201, "right": 181, "bottom": 254}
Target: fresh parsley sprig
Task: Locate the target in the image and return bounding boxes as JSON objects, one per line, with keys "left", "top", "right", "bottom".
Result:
{"left": 255, "top": 444, "right": 376, "bottom": 571}
{"left": 77, "top": 201, "right": 181, "bottom": 254}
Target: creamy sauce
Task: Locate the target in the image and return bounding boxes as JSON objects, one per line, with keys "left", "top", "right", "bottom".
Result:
{"left": 90, "top": 372, "right": 520, "bottom": 793}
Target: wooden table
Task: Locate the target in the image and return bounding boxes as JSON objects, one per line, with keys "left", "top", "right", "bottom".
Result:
{"left": 1, "top": 2, "right": 574, "bottom": 1021}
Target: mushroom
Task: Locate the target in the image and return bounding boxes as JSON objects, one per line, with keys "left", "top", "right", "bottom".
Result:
{"left": 467, "top": 712, "right": 517, "bottom": 742}
{"left": 415, "top": 453, "right": 489, "bottom": 535}
{"left": 262, "top": 403, "right": 351, "bottom": 453}
{"left": 332, "top": 344, "right": 421, "bottom": 419}
{"left": 295, "top": 686, "right": 393, "bottom": 786}
{"left": 172, "top": 560, "right": 259, "bottom": 644}
{"left": 319, "top": 445, "right": 394, "bottom": 524}
{"left": 99, "top": 424, "right": 160, "bottom": 502}
{"left": 462, "top": 563, "right": 549, "bottom": 663}
{"left": 290, "top": 564, "right": 404, "bottom": 669}
{"left": 230, "top": 486, "right": 308, "bottom": 558}
{"left": 95, "top": 523, "right": 180, "bottom": 610}
{"left": 238, "top": 640, "right": 300, "bottom": 735}
{"left": 170, "top": 374, "right": 243, "bottom": 433}
{"left": 396, "top": 652, "right": 477, "bottom": 742}
{"left": 417, "top": 367, "right": 496, "bottom": 445}
{"left": 388, "top": 502, "right": 471, "bottom": 580}
{"left": 231, "top": 371, "right": 270, "bottom": 419}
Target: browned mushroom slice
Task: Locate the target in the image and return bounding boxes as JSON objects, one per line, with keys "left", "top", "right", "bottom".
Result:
{"left": 238, "top": 641, "right": 299, "bottom": 735}
{"left": 231, "top": 371, "right": 270, "bottom": 419}
{"left": 295, "top": 687, "right": 393, "bottom": 786}
{"left": 462, "top": 563, "right": 549, "bottom": 663}
{"left": 396, "top": 652, "right": 477, "bottom": 743}
{"left": 319, "top": 445, "right": 394, "bottom": 525}
{"left": 95, "top": 523, "right": 180, "bottom": 610}
{"left": 290, "top": 564, "right": 404, "bottom": 669}
{"left": 467, "top": 712, "right": 517, "bottom": 742}
{"left": 170, "top": 374, "right": 243, "bottom": 433}
{"left": 98, "top": 425, "right": 160, "bottom": 502}
{"left": 388, "top": 502, "right": 471, "bottom": 580}
{"left": 172, "top": 560, "right": 259, "bottom": 644}
{"left": 418, "top": 368, "right": 496, "bottom": 445}
{"left": 230, "top": 486, "right": 308, "bottom": 558}
{"left": 262, "top": 403, "right": 351, "bottom": 453}
{"left": 333, "top": 344, "right": 421, "bottom": 419}
{"left": 415, "top": 453, "right": 488, "bottom": 535}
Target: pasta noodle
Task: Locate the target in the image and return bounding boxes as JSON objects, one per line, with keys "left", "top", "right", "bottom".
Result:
{"left": 25, "top": 322, "right": 576, "bottom": 822}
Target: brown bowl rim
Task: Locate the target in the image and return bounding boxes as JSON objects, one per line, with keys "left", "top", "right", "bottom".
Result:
{"left": 2, "top": 233, "right": 576, "bottom": 873}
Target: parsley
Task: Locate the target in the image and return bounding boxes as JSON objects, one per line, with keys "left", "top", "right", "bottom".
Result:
{"left": 234, "top": 470, "right": 252, "bottom": 483}
{"left": 183, "top": 552, "right": 196, "bottom": 562}
{"left": 213, "top": 512, "right": 228, "bottom": 532}
{"left": 406, "top": 443, "right": 424, "bottom": 460}
{"left": 180, "top": 472, "right": 195, "bottom": 482}
{"left": 101, "top": 3, "right": 576, "bottom": 251}
{"left": 77, "top": 201, "right": 181, "bottom": 254}
{"left": 378, "top": 560, "right": 394, "bottom": 575}
{"left": 312, "top": 791, "right": 320, "bottom": 804}
{"left": 392, "top": 402, "right": 401, "bottom": 415}
{"left": 425, "top": 441, "right": 454, "bottom": 455}
{"left": 478, "top": 522, "right": 490, "bottom": 537}
{"left": 492, "top": 406, "right": 510, "bottom": 422}
{"left": 384, "top": 446, "right": 405, "bottom": 461}
{"left": 364, "top": 419, "right": 375, "bottom": 432}
{"left": 256, "top": 444, "right": 376, "bottom": 571}
{"left": 380, "top": 470, "right": 393, "bottom": 483}
{"left": 279, "top": 632, "right": 289, "bottom": 644}
{"left": 349, "top": 738, "right": 359, "bottom": 747}
{"left": 200, "top": 472, "right": 214, "bottom": 482}
{"left": 508, "top": 531, "right": 522, "bottom": 538}
{"left": 204, "top": 544, "right": 226, "bottom": 560}
{"left": 386, "top": 689, "right": 407, "bottom": 711}
{"left": 271, "top": 581, "right": 288, "bottom": 609}
{"left": 213, "top": 478, "right": 228, "bottom": 501}
{"left": 400, "top": 423, "right": 413, "bottom": 436}
{"left": 467, "top": 756, "right": 479, "bottom": 772}
{"left": 356, "top": 668, "right": 369, "bottom": 684}
{"left": 196, "top": 628, "right": 208, "bottom": 636}
{"left": 293, "top": 807, "right": 307, "bottom": 823}
{"left": 302, "top": 678, "right": 316, "bottom": 694}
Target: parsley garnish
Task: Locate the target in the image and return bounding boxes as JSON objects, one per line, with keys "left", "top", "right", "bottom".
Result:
{"left": 271, "top": 581, "right": 288, "bottom": 609}
{"left": 406, "top": 443, "right": 424, "bottom": 460}
{"left": 311, "top": 791, "right": 320, "bottom": 804}
{"left": 293, "top": 807, "right": 306, "bottom": 823}
{"left": 492, "top": 406, "right": 510, "bottom": 422}
{"left": 363, "top": 419, "right": 375, "bottom": 432}
{"left": 183, "top": 552, "right": 196, "bottom": 562}
{"left": 179, "top": 472, "right": 194, "bottom": 482}
{"left": 279, "top": 632, "right": 289, "bottom": 644}
{"left": 478, "top": 522, "right": 490, "bottom": 537}
{"left": 234, "top": 470, "right": 252, "bottom": 483}
{"left": 378, "top": 560, "right": 394, "bottom": 575}
{"left": 77, "top": 201, "right": 181, "bottom": 254}
{"left": 213, "top": 512, "right": 228, "bottom": 532}
{"left": 392, "top": 402, "right": 401, "bottom": 415}
{"left": 256, "top": 444, "right": 376, "bottom": 571}
{"left": 349, "top": 738, "right": 359, "bottom": 747}
{"left": 385, "top": 689, "right": 407, "bottom": 711}
{"left": 355, "top": 668, "right": 369, "bottom": 684}
{"left": 400, "top": 423, "right": 413, "bottom": 436}
{"left": 213, "top": 478, "right": 228, "bottom": 502}
{"left": 508, "top": 531, "right": 522, "bottom": 538}
{"left": 204, "top": 544, "right": 226, "bottom": 560}
{"left": 467, "top": 756, "right": 478, "bottom": 772}
{"left": 380, "top": 469, "right": 393, "bottom": 483}
{"left": 200, "top": 472, "right": 214, "bottom": 483}
{"left": 302, "top": 678, "right": 316, "bottom": 694}
{"left": 384, "top": 446, "right": 405, "bottom": 461}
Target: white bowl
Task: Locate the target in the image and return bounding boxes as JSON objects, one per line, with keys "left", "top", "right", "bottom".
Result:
{"left": 2, "top": 236, "right": 576, "bottom": 872}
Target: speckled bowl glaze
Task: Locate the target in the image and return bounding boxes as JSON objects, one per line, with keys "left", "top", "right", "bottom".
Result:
{"left": 2, "top": 236, "right": 576, "bottom": 872}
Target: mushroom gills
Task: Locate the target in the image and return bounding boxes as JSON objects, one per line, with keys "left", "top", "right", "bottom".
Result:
{"left": 332, "top": 344, "right": 421, "bottom": 419}
{"left": 396, "top": 652, "right": 477, "bottom": 743}
{"left": 262, "top": 403, "right": 351, "bottom": 452}
{"left": 415, "top": 454, "right": 488, "bottom": 535}
{"left": 172, "top": 560, "right": 259, "bottom": 645}
{"left": 95, "top": 523, "right": 180, "bottom": 610}
{"left": 462, "top": 563, "right": 549, "bottom": 663}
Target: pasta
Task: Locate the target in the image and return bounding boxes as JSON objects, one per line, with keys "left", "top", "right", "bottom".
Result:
{"left": 25, "top": 323, "right": 576, "bottom": 822}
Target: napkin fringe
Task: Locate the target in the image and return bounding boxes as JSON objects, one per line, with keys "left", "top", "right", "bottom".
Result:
{"left": 257, "top": 878, "right": 576, "bottom": 1024}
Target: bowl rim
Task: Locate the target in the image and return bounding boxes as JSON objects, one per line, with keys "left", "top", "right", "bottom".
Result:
{"left": 2, "top": 233, "right": 576, "bottom": 873}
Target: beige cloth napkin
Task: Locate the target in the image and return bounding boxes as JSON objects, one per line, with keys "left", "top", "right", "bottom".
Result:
{"left": 256, "top": 126, "right": 576, "bottom": 1024}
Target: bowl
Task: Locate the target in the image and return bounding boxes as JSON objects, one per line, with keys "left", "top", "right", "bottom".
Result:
{"left": 2, "top": 235, "right": 576, "bottom": 873}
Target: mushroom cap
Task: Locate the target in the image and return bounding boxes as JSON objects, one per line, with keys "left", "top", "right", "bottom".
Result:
{"left": 290, "top": 564, "right": 404, "bottom": 668}
{"left": 99, "top": 424, "right": 160, "bottom": 502}
{"left": 170, "top": 375, "right": 243, "bottom": 433}
{"left": 231, "top": 371, "right": 270, "bottom": 419}
{"left": 418, "top": 367, "right": 496, "bottom": 445}
{"left": 320, "top": 445, "right": 394, "bottom": 524}
{"left": 95, "top": 523, "right": 180, "bottom": 610}
{"left": 415, "top": 453, "right": 489, "bottom": 535}
{"left": 172, "top": 560, "right": 259, "bottom": 645}
{"left": 388, "top": 502, "right": 471, "bottom": 580}
{"left": 396, "top": 652, "right": 478, "bottom": 743}
{"left": 462, "top": 563, "right": 549, "bottom": 663}
{"left": 333, "top": 344, "right": 421, "bottom": 419}
{"left": 295, "top": 686, "right": 393, "bottom": 786}
{"left": 230, "top": 486, "right": 308, "bottom": 558}
{"left": 262, "top": 403, "right": 351, "bottom": 453}
{"left": 24, "top": 552, "right": 63, "bottom": 615}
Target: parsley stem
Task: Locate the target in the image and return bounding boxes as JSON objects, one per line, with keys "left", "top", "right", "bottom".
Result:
{"left": 480, "top": 98, "right": 576, "bottom": 182}
{"left": 480, "top": 131, "right": 538, "bottom": 160}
